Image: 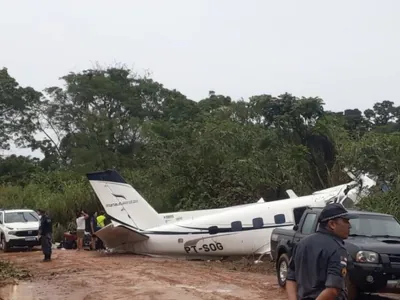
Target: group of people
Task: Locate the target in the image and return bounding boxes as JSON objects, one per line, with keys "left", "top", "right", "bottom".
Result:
{"left": 75, "top": 210, "right": 107, "bottom": 251}
{"left": 36, "top": 208, "right": 108, "bottom": 262}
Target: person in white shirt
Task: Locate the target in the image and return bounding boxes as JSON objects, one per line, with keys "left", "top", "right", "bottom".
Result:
{"left": 76, "top": 210, "right": 89, "bottom": 251}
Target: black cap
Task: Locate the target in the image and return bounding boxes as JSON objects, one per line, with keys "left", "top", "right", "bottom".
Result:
{"left": 318, "top": 203, "right": 358, "bottom": 223}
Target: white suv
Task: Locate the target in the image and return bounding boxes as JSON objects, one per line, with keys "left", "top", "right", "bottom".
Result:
{"left": 0, "top": 209, "right": 41, "bottom": 252}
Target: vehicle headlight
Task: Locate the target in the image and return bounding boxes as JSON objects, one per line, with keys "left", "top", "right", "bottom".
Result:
{"left": 356, "top": 251, "right": 379, "bottom": 263}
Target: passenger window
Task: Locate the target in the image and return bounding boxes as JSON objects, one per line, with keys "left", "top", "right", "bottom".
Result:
{"left": 252, "top": 217, "right": 264, "bottom": 228}
{"left": 231, "top": 221, "right": 243, "bottom": 231}
{"left": 301, "top": 213, "right": 317, "bottom": 234}
{"left": 274, "top": 214, "right": 286, "bottom": 224}
{"left": 208, "top": 226, "right": 219, "bottom": 235}
{"left": 293, "top": 206, "right": 308, "bottom": 225}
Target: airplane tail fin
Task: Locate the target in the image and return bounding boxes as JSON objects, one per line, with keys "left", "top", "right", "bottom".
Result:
{"left": 86, "top": 170, "right": 164, "bottom": 230}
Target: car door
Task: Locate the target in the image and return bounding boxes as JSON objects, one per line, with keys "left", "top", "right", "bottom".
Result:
{"left": 292, "top": 212, "right": 318, "bottom": 246}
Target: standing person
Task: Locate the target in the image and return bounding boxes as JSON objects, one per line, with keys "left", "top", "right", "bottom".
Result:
{"left": 89, "top": 212, "right": 97, "bottom": 250}
{"left": 286, "top": 203, "right": 358, "bottom": 300}
{"left": 95, "top": 210, "right": 106, "bottom": 250}
{"left": 37, "top": 209, "right": 53, "bottom": 262}
{"left": 76, "top": 210, "right": 88, "bottom": 251}
{"left": 96, "top": 210, "right": 106, "bottom": 228}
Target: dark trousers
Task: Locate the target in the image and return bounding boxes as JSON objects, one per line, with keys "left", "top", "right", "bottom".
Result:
{"left": 95, "top": 237, "right": 104, "bottom": 250}
{"left": 94, "top": 227, "right": 105, "bottom": 250}
{"left": 41, "top": 233, "right": 52, "bottom": 259}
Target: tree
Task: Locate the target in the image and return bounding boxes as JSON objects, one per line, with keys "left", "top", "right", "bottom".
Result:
{"left": 0, "top": 68, "right": 43, "bottom": 150}
{"left": 0, "top": 63, "right": 399, "bottom": 233}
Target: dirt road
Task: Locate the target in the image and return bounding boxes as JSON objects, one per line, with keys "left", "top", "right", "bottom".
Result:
{"left": 1, "top": 249, "right": 400, "bottom": 300}
{"left": 0, "top": 249, "right": 287, "bottom": 300}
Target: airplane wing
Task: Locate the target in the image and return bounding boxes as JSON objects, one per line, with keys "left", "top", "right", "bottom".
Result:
{"left": 95, "top": 223, "right": 149, "bottom": 249}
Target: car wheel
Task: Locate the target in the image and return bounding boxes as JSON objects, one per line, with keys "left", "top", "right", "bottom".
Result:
{"left": 277, "top": 253, "right": 289, "bottom": 287}
{"left": 1, "top": 235, "right": 9, "bottom": 252}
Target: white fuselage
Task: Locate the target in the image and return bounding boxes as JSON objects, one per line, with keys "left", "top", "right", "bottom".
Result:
{"left": 106, "top": 192, "right": 336, "bottom": 257}
{"left": 158, "top": 202, "right": 264, "bottom": 224}
{"left": 88, "top": 169, "right": 376, "bottom": 259}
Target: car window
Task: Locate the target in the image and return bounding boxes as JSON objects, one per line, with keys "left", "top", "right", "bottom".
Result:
{"left": 0, "top": 212, "right": 3, "bottom": 224}
{"left": 4, "top": 212, "right": 39, "bottom": 223}
{"left": 301, "top": 213, "right": 317, "bottom": 234}
{"left": 350, "top": 215, "right": 400, "bottom": 237}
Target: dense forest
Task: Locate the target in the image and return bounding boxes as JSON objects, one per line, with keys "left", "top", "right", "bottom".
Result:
{"left": 0, "top": 65, "right": 399, "bottom": 240}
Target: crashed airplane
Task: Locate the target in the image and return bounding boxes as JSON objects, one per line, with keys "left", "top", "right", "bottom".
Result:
{"left": 86, "top": 169, "right": 376, "bottom": 260}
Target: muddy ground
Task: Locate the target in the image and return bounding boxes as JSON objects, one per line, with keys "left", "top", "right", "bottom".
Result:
{"left": 0, "top": 248, "right": 400, "bottom": 300}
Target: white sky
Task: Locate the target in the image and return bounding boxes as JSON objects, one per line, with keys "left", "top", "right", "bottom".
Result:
{"left": 1, "top": 0, "right": 399, "bottom": 158}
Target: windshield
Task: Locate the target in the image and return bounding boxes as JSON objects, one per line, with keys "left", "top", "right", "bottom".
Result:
{"left": 350, "top": 215, "right": 400, "bottom": 237}
{"left": 5, "top": 212, "right": 39, "bottom": 223}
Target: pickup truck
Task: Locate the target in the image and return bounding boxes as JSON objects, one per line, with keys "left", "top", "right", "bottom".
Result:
{"left": 270, "top": 206, "right": 400, "bottom": 298}
{"left": 0, "top": 209, "right": 41, "bottom": 252}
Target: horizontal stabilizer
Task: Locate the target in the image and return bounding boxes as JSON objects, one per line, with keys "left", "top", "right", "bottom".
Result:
{"left": 286, "top": 189, "right": 298, "bottom": 198}
{"left": 95, "top": 224, "right": 149, "bottom": 249}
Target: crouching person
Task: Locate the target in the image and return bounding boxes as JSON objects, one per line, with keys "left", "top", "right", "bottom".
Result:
{"left": 37, "top": 209, "right": 53, "bottom": 262}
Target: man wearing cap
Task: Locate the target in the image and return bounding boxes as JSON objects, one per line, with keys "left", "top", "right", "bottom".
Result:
{"left": 37, "top": 209, "right": 53, "bottom": 262}
{"left": 286, "top": 203, "right": 357, "bottom": 300}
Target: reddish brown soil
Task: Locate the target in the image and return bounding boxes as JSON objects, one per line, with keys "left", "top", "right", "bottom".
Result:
{"left": 0, "top": 249, "right": 400, "bottom": 300}
{"left": 0, "top": 249, "right": 286, "bottom": 300}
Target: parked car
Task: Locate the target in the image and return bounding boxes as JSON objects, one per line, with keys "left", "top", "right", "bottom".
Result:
{"left": 0, "top": 209, "right": 41, "bottom": 252}
{"left": 270, "top": 206, "right": 400, "bottom": 299}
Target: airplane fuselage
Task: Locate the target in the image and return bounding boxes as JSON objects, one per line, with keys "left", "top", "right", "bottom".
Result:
{"left": 105, "top": 192, "right": 336, "bottom": 257}
{"left": 88, "top": 169, "right": 376, "bottom": 259}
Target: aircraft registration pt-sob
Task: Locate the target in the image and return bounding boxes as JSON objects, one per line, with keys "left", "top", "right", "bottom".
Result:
{"left": 87, "top": 169, "right": 376, "bottom": 260}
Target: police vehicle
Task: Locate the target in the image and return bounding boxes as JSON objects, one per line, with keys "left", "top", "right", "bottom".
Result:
{"left": 270, "top": 206, "right": 400, "bottom": 299}
{"left": 0, "top": 208, "right": 41, "bottom": 252}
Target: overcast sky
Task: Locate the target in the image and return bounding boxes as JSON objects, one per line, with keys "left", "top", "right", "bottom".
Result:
{"left": 1, "top": 0, "right": 399, "bottom": 158}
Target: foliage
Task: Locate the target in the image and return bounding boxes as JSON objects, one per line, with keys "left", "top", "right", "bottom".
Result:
{"left": 0, "top": 260, "right": 31, "bottom": 283}
{"left": 0, "top": 64, "right": 399, "bottom": 235}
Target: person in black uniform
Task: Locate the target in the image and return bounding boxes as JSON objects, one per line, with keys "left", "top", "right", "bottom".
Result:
{"left": 37, "top": 209, "right": 53, "bottom": 262}
{"left": 286, "top": 203, "right": 358, "bottom": 300}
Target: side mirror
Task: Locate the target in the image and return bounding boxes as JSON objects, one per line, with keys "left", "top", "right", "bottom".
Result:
{"left": 293, "top": 224, "right": 298, "bottom": 231}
